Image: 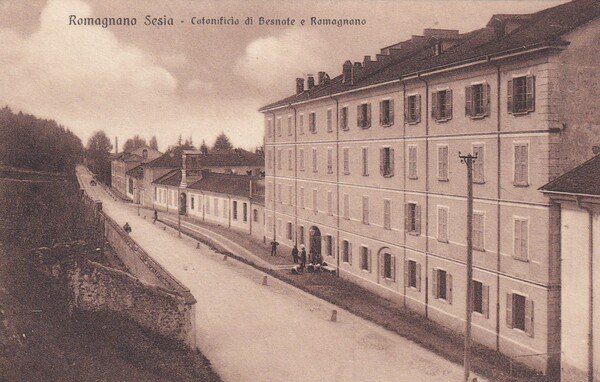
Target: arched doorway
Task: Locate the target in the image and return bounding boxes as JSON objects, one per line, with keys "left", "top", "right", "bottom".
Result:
{"left": 180, "top": 192, "right": 187, "bottom": 215}
{"left": 309, "top": 226, "right": 321, "bottom": 262}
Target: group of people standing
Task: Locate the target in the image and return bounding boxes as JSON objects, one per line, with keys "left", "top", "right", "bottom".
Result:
{"left": 271, "top": 241, "right": 323, "bottom": 271}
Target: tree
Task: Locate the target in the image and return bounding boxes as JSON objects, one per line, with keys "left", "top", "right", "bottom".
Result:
{"left": 149, "top": 136, "right": 158, "bottom": 150}
{"left": 212, "top": 132, "right": 233, "bottom": 151}
{"left": 199, "top": 139, "right": 209, "bottom": 154}
{"left": 86, "top": 130, "right": 112, "bottom": 185}
{"left": 122, "top": 135, "right": 147, "bottom": 153}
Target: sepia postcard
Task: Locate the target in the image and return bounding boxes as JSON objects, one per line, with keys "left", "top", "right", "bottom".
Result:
{"left": 0, "top": 1, "right": 599, "bottom": 381}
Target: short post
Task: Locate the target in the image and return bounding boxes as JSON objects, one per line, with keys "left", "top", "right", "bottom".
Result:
{"left": 262, "top": 276, "right": 268, "bottom": 286}
{"left": 196, "top": 242, "right": 200, "bottom": 249}
{"left": 330, "top": 309, "right": 337, "bottom": 322}
{"left": 223, "top": 254, "right": 227, "bottom": 261}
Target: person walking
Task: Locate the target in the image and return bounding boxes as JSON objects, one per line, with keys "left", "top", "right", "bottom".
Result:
{"left": 270, "top": 240, "right": 279, "bottom": 256}
{"left": 291, "top": 244, "right": 299, "bottom": 264}
{"left": 299, "top": 245, "right": 307, "bottom": 269}
{"left": 153, "top": 209, "right": 158, "bottom": 224}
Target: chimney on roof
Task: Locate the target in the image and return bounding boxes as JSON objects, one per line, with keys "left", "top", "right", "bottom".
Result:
{"left": 318, "top": 71, "right": 329, "bottom": 85}
{"left": 307, "top": 74, "right": 315, "bottom": 90}
{"left": 353, "top": 62, "right": 362, "bottom": 69}
{"left": 490, "top": 17, "right": 506, "bottom": 39}
{"left": 363, "top": 56, "right": 372, "bottom": 66}
{"left": 342, "top": 60, "right": 353, "bottom": 84}
{"left": 296, "top": 77, "right": 305, "bottom": 94}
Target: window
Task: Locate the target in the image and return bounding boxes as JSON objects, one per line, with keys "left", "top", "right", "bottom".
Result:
{"left": 312, "top": 189, "right": 317, "bottom": 212}
{"left": 312, "top": 148, "right": 318, "bottom": 173}
{"left": 383, "top": 199, "right": 391, "bottom": 230}
{"left": 433, "top": 42, "right": 442, "bottom": 56}
{"left": 360, "top": 246, "right": 370, "bottom": 271}
{"left": 253, "top": 209, "right": 259, "bottom": 222}
{"left": 299, "top": 149, "right": 305, "bottom": 171}
{"left": 405, "top": 260, "right": 421, "bottom": 291}
{"left": 325, "top": 235, "right": 333, "bottom": 257}
{"left": 299, "top": 114, "right": 304, "bottom": 134}
{"left": 473, "top": 144, "right": 485, "bottom": 184}
{"left": 514, "top": 218, "right": 529, "bottom": 261}
{"left": 300, "top": 187, "right": 305, "bottom": 209}
{"left": 287, "top": 116, "right": 293, "bottom": 136}
{"left": 267, "top": 119, "right": 273, "bottom": 137}
{"left": 288, "top": 149, "right": 293, "bottom": 171}
{"left": 432, "top": 269, "right": 452, "bottom": 303}
{"left": 277, "top": 118, "right": 282, "bottom": 136}
{"left": 508, "top": 75, "right": 535, "bottom": 114}
{"left": 339, "top": 107, "right": 348, "bottom": 130}
{"left": 408, "top": 146, "right": 418, "bottom": 179}
{"left": 343, "top": 194, "right": 349, "bottom": 220}
{"left": 382, "top": 253, "right": 395, "bottom": 280}
{"left": 465, "top": 83, "right": 490, "bottom": 118}
{"left": 357, "top": 103, "right": 371, "bottom": 129}
{"left": 206, "top": 197, "right": 210, "bottom": 214}
{"left": 277, "top": 149, "right": 282, "bottom": 170}
{"left": 298, "top": 226, "right": 305, "bottom": 245}
{"left": 379, "top": 99, "right": 394, "bottom": 126}
{"left": 380, "top": 147, "right": 394, "bottom": 177}
{"left": 343, "top": 148, "right": 350, "bottom": 174}
{"left": 214, "top": 197, "right": 218, "bottom": 216}
{"left": 437, "top": 145, "right": 449, "bottom": 181}
{"left": 405, "top": 95, "right": 421, "bottom": 124}
{"left": 327, "top": 148, "right": 333, "bottom": 174}
{"left": 342, "top": 240, "right": 352, "bottom": 264}
{"left": 472, "top": 280, "right": 489, "bottom": 318}
{"left": 243, "top": 203, "right": 247, "bottom": 222}
{"left": 473, "top": 212, "right": 485, "bottom": 251}
{"left": 362, "top": 147, "right": 369, "bottom": 176}
{"left": 223, "top": 200, "right": 227, "bottom": 218}
{"left": 309, "top": 112, "right": 316, "bottom": 133}
{"left": 288, "top": 185, "right": 293, "bottom": 206}
{"left": 437, "top": 206, "right": 448, "bottom": 243}
{"left": 362, "top": 196, "right": 369, "bottom": 224}
{"left": 327, "top": 191, "right": 333, "bottom": 215}
{"left": 327, "top": 109, "right": 333, "bottom": 132}
{"left": 507, "top": 293, "right": 534, "bottom": 337}
{"left": 432, "top": 90, "right": 453, "bottom": 121}
{"left": 405, "top": 203, "right": 421, "bottom": 235}
{"left": 286, "top": 222, "right": 293, "bottom": 240}
{"left": 232, "top": 201, "right": 238, "bottom": 220}
{"left": 514, "top": 143, "right": 529, "bottom": 186}
{"left": 128, "top": 178, "right": 134, "bottom": 194}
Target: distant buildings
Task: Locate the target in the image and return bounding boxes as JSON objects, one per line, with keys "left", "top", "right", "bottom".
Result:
{"left": 111, "top": 146, "right": 161, "bottom": 199}
{"left": 260, "top": 0, "right": 600, "bottom": 376}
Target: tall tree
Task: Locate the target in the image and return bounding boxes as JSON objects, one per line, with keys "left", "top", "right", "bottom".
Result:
{"left": 122, "top": 135, "right": 147, "bottom": 153}
{"left": 86, "top": 130, "right": 112, "bottom": 185}
{"left": 199, "top": 139, "right": 209, "bottom": 154}
{"left": 212, "top": 132, "right": 233, "bottom": 151}
{"left": 149, "top": 135, "right": 158, "bottom": 150}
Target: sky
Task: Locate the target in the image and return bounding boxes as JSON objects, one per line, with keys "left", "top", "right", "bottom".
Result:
{"left": 0, "top": 0, "right": 567, "bottom": 152}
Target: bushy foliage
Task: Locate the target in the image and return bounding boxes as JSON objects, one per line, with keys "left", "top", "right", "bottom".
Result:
{"left": 86, "top": 130, "right": 112, "bottom": 185}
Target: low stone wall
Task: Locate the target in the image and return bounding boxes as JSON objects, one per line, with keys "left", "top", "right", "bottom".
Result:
{"left": 67, "top": 259, "right": 196, "bottom": 348}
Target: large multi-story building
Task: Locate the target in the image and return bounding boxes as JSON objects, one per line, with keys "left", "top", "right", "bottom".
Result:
{"left": 110, "top": 145, "right": 162, "bottom": 198}
{"left": 260, "top": 0, "right": 600, "bottom": 376}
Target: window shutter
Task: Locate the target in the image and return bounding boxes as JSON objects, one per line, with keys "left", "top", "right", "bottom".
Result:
{"left": 526, "top": 75, "right": 535, "bottom": 112}
{"left": 415, "top": 204, "right": 422, "bottom": 235}
{"left": 465, "top": 86, "right": 473, "bottom": 117}
{"left": 379, "top": 101, "right": 385, "bottom": 125}
{"left": 431, "top": 91, "right": 438, "bottom": 120}
{"left": 506, "top": 293, "right": 513, "bottom": 329}
{"left": 416, "top": 263, "right": 421, "bottom": 292}
{"left": 389, "top": 148, "right": 395, "bottom": 176}
{"left": 368, "top": 248, "right": 372, "bottom": 273}
{"left": 391, "top": 256, "right": 396, "bottom": 281}
{"left": 514, "top": 146, "right": 521, "bottom": 184}
{"left": 507, "top": 79, "right": 514, "bottom": 114}
{"left": 432, "top": 269, "right": 438, "bottom": 298}
{"left": 404, "top": 260, "right": 409, "bottom": 287}
{"left": 525, "top": 299, "right": 534, "bottom": 337}
{"left": 366, "top": 103, "right": 372, "bottom": 128}
{"left": 404, "top": 203, "right": 410, "bottom": 232}
{"left": 348, "top": 242, "right": 352, "bottom": 265}
{"left": 447, "top": 90, "right": 453, "bottom": 120}
{"left": 482, "top": 284, "right": 490, "bottom": 319}
{"left": 521, "top": 220, "right": 528, "bottom": 260}
{"left": 389, "top": 99, "right": 394, "bottom": 125}
{"left": 415, "top": 95, "right": 421, "bottom": 123}
{"left": 357, "top": 105, "right": 362, "bottom": 127}
{"left": 380, "top": 148, "right": 385, "bottom": 176}
{"left": 404, "top": 97, "right": 409, "bottom": 120}
{"left": 484, "top": 84, "right": 491, "bottom": 116}
{"left": 447, "top": 273, "right": 453, "bottom": 304}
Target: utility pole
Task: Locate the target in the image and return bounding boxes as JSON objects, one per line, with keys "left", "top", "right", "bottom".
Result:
{"left": 178, "top": 192, "right": 182, "bottom": 238}
{"left": 459, "top": 151, "right": 476, "bottom": 382}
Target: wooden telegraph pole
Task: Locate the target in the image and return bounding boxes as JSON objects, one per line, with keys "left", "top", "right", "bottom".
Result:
{"left": 459, "top": 151, "right": 477, "bottom": 382}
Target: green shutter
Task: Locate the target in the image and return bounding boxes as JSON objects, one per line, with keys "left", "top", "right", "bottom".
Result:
{"left": 415, "top": 204, "right": 422, "bottom": 235}
{"left": 415, "top": 95, "right": 421, "bottom": 123}
{"left": 389, "top": 148, "right": 395, "bottom": 176}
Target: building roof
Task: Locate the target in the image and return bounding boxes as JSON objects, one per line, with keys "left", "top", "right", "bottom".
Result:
{"left": 186, "top": 148, "right": 264, "bottom": 168}
{"left": 145, "top": 151, "right": 182, "bottom": 169}
{"left": 125, "top": 164, "right": 144, "bottom": 180}
{"left": 540, "top": 154, "right": 600, "bottom": 196}
{"left": 113, "top": 151, "right": 143, "bottom": 163}
{"left": 260, "top": 0, "right": 600, "bottom": 112}
{"left": 152, "top": 169, "right": 181, "bottom": 187}
{"left": 187, "top": 172, "right": 262, "bottom": 200}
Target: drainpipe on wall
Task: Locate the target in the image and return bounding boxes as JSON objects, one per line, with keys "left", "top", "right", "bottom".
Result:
{"left": 228, "top": 195, "right": 232, "bottom": 228}
{"left": 269, "top": 111, "right": 277, "bottom": 242}
{"left": 576, "top": 196, "right": 594, "bottom": 382}
{"left": 329, "top": 94, "right": 340, "bottom": 276}
{"left": 401, "top": 78, "right": 408, "bottom": 308}
{"left": 494, "top": 60, "right": 502, "bottom": 352}
{"left": 289, "top": 103, "right": 298, "bottom": 247}
{"left": 417, "top": 73, "right": 430, "bottom": 319}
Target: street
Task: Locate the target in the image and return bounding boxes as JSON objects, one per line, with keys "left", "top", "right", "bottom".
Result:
{"left": 78, "top": 166, "right": 481, "bottom": 382}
